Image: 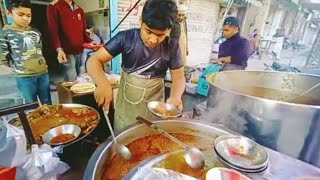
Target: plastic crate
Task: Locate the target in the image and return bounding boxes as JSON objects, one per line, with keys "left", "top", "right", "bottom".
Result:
{"left": 0, "top": 166, "right": 16, "bottom": 180}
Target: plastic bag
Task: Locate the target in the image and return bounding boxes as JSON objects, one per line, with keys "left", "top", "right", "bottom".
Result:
{"left": 21, "top": 144, "right": 69, "bottom": 180}
{"left": 129, "top": 167, "right": 199, "bottom": 180}
{"left": 0, "top": 121, "right": 27, "bottom": 167}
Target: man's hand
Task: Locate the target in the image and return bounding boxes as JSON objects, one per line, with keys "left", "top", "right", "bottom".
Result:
{"left": 167, "top": 97, "right": 183, "bottom": 111}
{"left": 210, "top": 56, "right": 232, "bottom": 64}
{"left": 94, "top": 83, "right": 113, "bottom": 111}
{"left": 210, "top": 58, "right": 221, "bottom": 64}
{"left": 57, "top": 49, "right": 67, "bottom": 63}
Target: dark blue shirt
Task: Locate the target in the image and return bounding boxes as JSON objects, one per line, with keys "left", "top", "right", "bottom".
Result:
{"left": 219, "top": 33, "right": 250, "bottom": 67}
{"left": 104, "top": 29, "right": 183, "bottom": 78}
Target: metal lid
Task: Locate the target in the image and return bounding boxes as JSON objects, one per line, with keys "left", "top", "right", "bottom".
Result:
{"left": 214, "top": 135, "right": 268, "bottom": 170}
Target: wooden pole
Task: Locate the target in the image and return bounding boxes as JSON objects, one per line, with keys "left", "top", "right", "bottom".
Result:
{"left": 0, "top": 102, "right": 39, "bottom": 145}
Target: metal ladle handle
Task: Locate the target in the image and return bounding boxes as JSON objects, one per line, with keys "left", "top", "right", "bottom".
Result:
{"left": 104, "top": 111, "right": 118, "bottom": 144}
{"left": 136, "top": 116, "right": 188, "bottom": 149}
{"left": 289, "top": 82, "right": 320, "bottom": 102}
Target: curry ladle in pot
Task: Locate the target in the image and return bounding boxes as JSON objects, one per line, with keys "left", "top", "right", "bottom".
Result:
{"left": 136, "top": 116, "right": 205, "bottom": 169}
{"left": 103, "top": 111, "right": 132, "bottom": 160}
{"left": 288, "top": 82, "right": 320, "bottom": 103}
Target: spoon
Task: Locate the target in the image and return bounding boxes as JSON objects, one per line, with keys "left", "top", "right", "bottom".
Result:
{"left": 136, "top": 116, "right": 205, "bottom": 169}
{"left": 103, "top": 111, "right": 132, "bottom": 160}
{"left": 289, "top": 82, "right": 320, "bottom": 103}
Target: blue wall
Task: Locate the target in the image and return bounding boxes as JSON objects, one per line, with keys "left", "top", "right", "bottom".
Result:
{"left": 109, "top": 0, "right": 121, "bottom": 74}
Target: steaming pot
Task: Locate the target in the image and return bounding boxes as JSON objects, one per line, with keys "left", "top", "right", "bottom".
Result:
{"left": 207, "top": 70, "right": 320, "bottom": 167}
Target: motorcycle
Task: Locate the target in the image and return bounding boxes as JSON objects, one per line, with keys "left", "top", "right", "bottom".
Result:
{"left": 264, "top": 51, "right": 301, "bottom": 73}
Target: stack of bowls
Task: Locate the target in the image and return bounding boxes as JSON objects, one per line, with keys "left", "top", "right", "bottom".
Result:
{"left": 214, "top": 135, "right": 269, "bottom": 173}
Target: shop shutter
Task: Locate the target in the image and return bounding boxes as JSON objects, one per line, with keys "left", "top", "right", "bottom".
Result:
{"left": 117, "top": 0, "right": 220, "bottom": 66}
{"left": 117, "top": 0, "right": 145, "bottom": 31}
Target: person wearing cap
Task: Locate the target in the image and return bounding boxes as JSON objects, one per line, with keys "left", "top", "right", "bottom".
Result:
{"left": 211, "top": 17, "right": 250, "bottom": 70}
{"left": 170, "top": 4, "right": 188, "bottom": 64}
{"left": 86, "top": 0, "right": 186, "bottom": 130}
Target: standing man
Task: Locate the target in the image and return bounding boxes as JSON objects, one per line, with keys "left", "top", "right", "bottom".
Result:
{"left": 47, "top": 0, "right": 92, "bottom": 81}
{"left": 170, "top": 4, "right": 188, "bottom": 64}
{"left": 87, "top": 0, "right": 186, "bottom": 130}
{"left": 211, "top": 17, "right": 250, "bottom": 70}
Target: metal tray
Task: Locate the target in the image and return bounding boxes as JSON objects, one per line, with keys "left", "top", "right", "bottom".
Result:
{"left": 8, "top": 103, "right": 100, "bottom": 147}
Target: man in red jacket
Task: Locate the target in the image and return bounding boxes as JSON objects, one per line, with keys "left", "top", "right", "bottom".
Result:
{"left": 47, "top": 0, "right": 92, "bottom": 81}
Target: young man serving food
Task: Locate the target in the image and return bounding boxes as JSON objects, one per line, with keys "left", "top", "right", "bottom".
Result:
{"left": 87, "top": 0, "right": 186, "bottom": 130}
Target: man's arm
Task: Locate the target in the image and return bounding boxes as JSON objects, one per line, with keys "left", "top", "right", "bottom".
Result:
{"left": 211, "top": 56, "right": 231, "bottom": 63}
{"left": 87, "top": 31, "right": 124, "bottom": 110}
{"left": 210, "top": 42, "right": 231, "bottom": 64}
{"left": 47, "top": 4, "right": 61, "bottom": 51}
{"left": 168, "top": 67, "right": 185, "bottom": 109}
{"left": 87, "top": 48, "right": 113, "bottom": 110}
{"left": 166, "top": 40, "right": 185, "bottom": 109}
{"left": 0, "top": 31, "right": 9, "bottom": 66}
{"left": 82, "top": 11, "right": 93, "bottom": 43}
{"left": 47, "top": 4, "right": 67, "bottom": 63}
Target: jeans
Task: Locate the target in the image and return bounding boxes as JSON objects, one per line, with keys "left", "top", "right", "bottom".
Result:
{"left": 15, "top": 73, "right": 52, "bottom": 104}
{"left": 62, "top": 54, "right": 82, "bottom": 81}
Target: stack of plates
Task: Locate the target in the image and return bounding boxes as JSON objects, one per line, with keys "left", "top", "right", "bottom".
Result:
{"left": 214, "top": 135, "right": 269, "bottom": 173}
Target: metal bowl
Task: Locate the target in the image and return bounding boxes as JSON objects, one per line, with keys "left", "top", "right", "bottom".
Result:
{"left": 206, "top": 168, "right": 251, "bottom": 180}
{"left": 147, "top": 101, "right": 181, "bottom": 118}
{"left": 214, "top": 135, "right": 268, "bottom": 170}
{"left": 42, "top": 124, "right": 81, "bottom": 146}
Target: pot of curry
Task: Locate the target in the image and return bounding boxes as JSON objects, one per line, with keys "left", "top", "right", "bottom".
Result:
{"left": 83, "top": 119, "right": 236, "bottom": 180}
{"left": 207, "top": 70, "right": 320, "bottom": 167}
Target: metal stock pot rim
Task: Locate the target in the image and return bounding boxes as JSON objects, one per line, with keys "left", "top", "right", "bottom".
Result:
{"left": 207, "top": 70, "right": 320, "bottom": 109}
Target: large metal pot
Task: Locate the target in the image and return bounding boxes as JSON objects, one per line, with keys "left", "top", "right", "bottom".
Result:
{"left": 207, "top": 70, "right": 320, "bottom": 167}
{"left": 83, "top": 119, "right": 234, "bottom": 180}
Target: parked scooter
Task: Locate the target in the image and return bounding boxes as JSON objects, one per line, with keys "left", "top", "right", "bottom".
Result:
{"left": 283, "top": 37, "right": 306, "bottom": 50}
{"left": 264, "top": 51, "right": 301, "bottom": 73}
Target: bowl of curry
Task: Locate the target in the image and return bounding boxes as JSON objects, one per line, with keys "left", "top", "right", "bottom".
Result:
{"left": 42, "top": 124, "right": 81, "bottom": 146}
{"left": 148, "top": 101, "right": 181, "bottom": 118}
{"left": 9, "top": 104, "right": 100, "bottom": 146}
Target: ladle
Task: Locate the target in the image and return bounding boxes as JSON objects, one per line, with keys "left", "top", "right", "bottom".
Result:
{"left": 289, "top": 82, "right": 320, "bottom": 103}
{"left": 103, "top": 111, "right": 131, "bottom": 160}
{"left": 136, "top": 116, "right": 205, "bottom": 169}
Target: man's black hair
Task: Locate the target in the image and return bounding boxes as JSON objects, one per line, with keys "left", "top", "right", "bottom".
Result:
{"left": 8, "top": 0, "right": 31, "bottom": 11}
{"left": 142, "top": 0, "right": 177, "bottom": 30}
